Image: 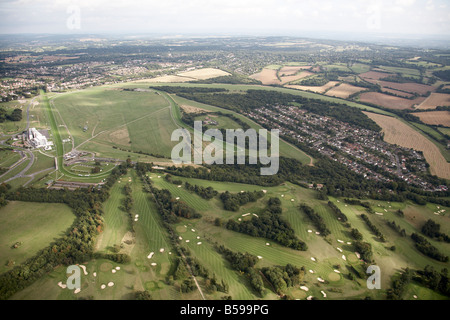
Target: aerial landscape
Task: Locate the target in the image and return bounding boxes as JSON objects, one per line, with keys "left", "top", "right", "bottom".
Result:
{"left": 0, "top": 0, "right": 449, "bottom": 307}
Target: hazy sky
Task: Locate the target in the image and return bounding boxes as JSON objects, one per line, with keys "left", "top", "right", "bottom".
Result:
{"left": 1, "top": 0, "right": 449, "bottom": 37}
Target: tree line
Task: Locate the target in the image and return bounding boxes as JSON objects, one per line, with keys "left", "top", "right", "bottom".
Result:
{"left": 226, "top": 197, "right": 308, "bottom": 251}
{"left": 299, "top": 203, "right": 331, "bottom": 237}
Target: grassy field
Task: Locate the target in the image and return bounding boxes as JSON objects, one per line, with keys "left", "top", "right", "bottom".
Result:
{"left": 51, "top": 88, "right": 178, "bottom": 158}
{"left": 0, "top": 201, "right": 75, "bottom": 274}
{"left": 7, "top": 168, "right": 450, "bottom": 300}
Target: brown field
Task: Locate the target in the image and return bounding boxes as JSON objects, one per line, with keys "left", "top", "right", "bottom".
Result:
{"left": 359, "top": 92, "right": 426, "bottom": 110}
{"left": 416, "top": 93, "right": 450, "bottom": 110}
{"left": 411, "top": 111, "right": 450, "bottom": 127}
{"left": 137, "top": 75, "right": 194, "bottom": 83}
{"left": 359, "top": 71, "right": 394, "bottom": 80}
{"left": 324, "top": 83, "right": 366, "bottom": 99}
{"left": 177, "top": 68, "right": 231, "bottom": 80}
{"left": 180, "top": 104, "right": 210, "bottom": 114}
{"left": 363, "top": 112, "right": 450, "bottom": 179}
{"left": 286, "top": 81, "right": 339, "bottom": 94}
{"left": 278, "top": 66, "right": 311, "bottom": 76}
{"left": 250, "top": 68, "right": 280, "bottom": 85}
{"left": 380, "top": 87, "right": 414, "bottom": 98}
{"left": 377, "top": 81, "right": 435, "bottom": 96}
{"left": 280, "top": 71, "right": 314, "bottom": 85}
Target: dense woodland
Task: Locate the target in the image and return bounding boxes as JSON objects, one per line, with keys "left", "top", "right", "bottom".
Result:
{"left": 225, "top": 197, "right": 307, "bottom": 251}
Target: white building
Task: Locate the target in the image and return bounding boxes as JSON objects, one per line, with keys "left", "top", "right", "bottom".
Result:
{"left": 26, "top": 128, "right": 53, "bottom": 150}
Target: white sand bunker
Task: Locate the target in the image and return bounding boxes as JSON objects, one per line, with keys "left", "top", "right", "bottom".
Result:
{"left": 262, "top": 190, "right": 267, "bottom": 193}
{"left": 57, "top": 282, "right": 67, "bottom": 289}
{"left": 311, "top": 257, "right": 316, "bottom": 262}
{"left": 74, "top": 288, "right": 81, "bottom": 294}
{"left": 186, "top": 240, "right": 190, "bottom": 243}
{"left": 321, "top": 291, "right": 327, "bottom": 298}
{"left": 112, "top": 269, "right": 116, "bottom": 274}
{"left": 317, "top": 278, "right": 325, "bottom": 283}
{"left": 115, "top": 267, "right": 120, "bottom": 271}
{"left": 337, "top": 239, "right": 344, "bottom": 243}
{"left": 253, "top": 214, "right": 259, "bottom": 218}
{"left": 242, "top": 213, "right": 251, "bottom": 217}
{"left": 334, "top": 269, "right": 341, "bottom": 273}
{"left": 160, "top": 248, "right": 165, "bottom": 253}
{"left": 355, "top": 252, "right": 361, "bottom": 259}
{"left": 191, "top": 229, "right": 196, "bottom": 232}
{"left": 336, "top": 247, "right": 343, "bottom": 253}
{"left": 315, "top": 232, "right": 320, "bottom": 235}
{"left": 178, "top": 185, "right": 182, "bottom": 188}
{"left": 108, "top": 282, "right": 114, "bottom": 287}
{"left": 197, "top": 236, "right": 200, "bottom": 239}
{"left": 147, "top": 252, "right": 154, "bottom": 259}
{"left": 309, "top": 270, "right": 314, "bottom": 274}
{"left": 308, "top": 230, "right": 312, "bottom": 233}
{"left": 151, "top": 263, "right": 157, "bottom": 266}
{"left": 175, "top": 197, "right": 180, "bottom": 200}
{"left": 307, "top": 296, "right": 314, "bottom": 300}
{"left": 197, "top": 242, "right": 202, "bottom": 245}
{"left": 101, "top": 284, "right": 106, "bottom": 290}
{"left": 266, "top": 243, "right": 270, "bottom": 246}
{"left": 342, "top": 255, "right": 347, "bottom": 261}
{"left": 79, "top": 265, "right": 88, "bottom": 275}
{"left": 300, "top": 286, "right": 309, "bottom": 291}
{"left": 257, "top": 256, "right": 263, "bottom": 259}
{"left": 179, "top": 236, "right": 183, "bottom": 240}
{"left": 291, "top": 199, "right": 295, "bottom": 202}
{"left": 93, "top": 272, "right": 97, "bottom": 277}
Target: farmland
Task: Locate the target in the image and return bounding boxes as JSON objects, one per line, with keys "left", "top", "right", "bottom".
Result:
{"left": 416, "top": 93, "right": 450, "bottom": 110}
{"left": 363, "top": 112, "right": 450, "bottom": 179}
{"left": 325, "top": 83, "right": 366, "bottom": 99}
{"left": 412, "top": 111, "right": 450, "bottom": 127}
{"left": 359, "top": 92, "right": 426, "bottom": 110}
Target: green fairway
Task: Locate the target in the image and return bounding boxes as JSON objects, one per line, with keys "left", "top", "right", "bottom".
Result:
{"left": 0, "top": 201, "right": 75, "bottom": 274}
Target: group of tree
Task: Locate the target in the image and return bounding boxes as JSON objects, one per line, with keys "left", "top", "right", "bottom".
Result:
{"left": 226, "top": 197, "right": 307, "bottom": 251}
{"left": 260, "top": 264, "right": 305, "bottom": 296}
{"left": 360, "top": 214, "right": 386, "bottom": 242}
{"left": 343, "top": 199, "right": 373, "bottom": 213}
{"left": 184, "top": 182, "right": 218, "bottom": 200}
{"left": 327, "top": 201, "right": 348, "bottom": 222}
{"left": 219, "top": 190, "right": 265, "bottom": 211}
{"left": 386, "top": 220, "right": 407, "bottom": 237}
{"left": 164, "top": 173, "right": 183, "bottom": 186}
{"left": 411, "top": 233, "right": 449, "bottom": 262}
{"left": 386, "top": 268, "right": 412, "bottom": 300}
{"left": 421, "top": 219, "right": 450, "bottom": 243}
{"left": 353, "top": 241, "right": 374, "bottom": 263}
{"left": 122, "top": 183, "right": 135, "bottom": 232}
{"left": 0, "top": 107, "right": 22, "bottom": 123}
{"left": 414, "top": 265, "right": 450, "bottom": 297}
{"left": 214, "top": 244, "right": 263, "bottom": 296}
{"left": 350, "top": 228, "right": 363, "bottom": 241}
{"left": 299, "top": 203, "right": 331, "bottom": 237}
{"left": 151, "top": 187, "right": 201, "bottom": 222}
